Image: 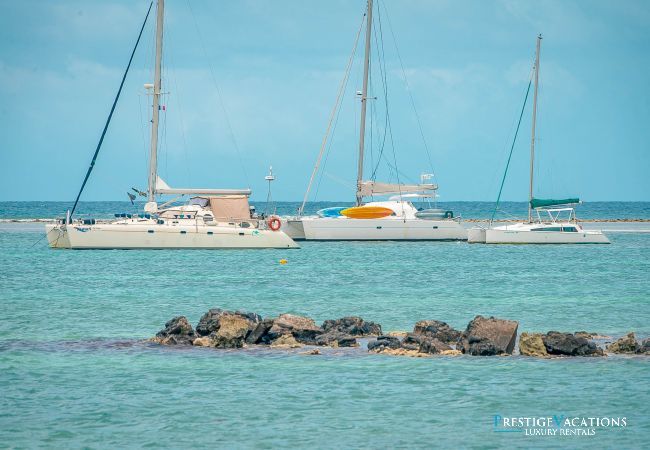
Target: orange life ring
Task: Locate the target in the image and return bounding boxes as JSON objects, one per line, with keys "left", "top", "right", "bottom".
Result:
{"left": 267, "top": 216, "right": 281, "bottom": 231}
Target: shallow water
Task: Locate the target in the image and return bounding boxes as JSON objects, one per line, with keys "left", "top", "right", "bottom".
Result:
{"left": 1, "top": 202, "right": 649, "bottom": 448}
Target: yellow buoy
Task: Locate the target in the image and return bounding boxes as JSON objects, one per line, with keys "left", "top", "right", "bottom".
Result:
{"left": 279, "top": 259, "right": 288, "bottom": 265}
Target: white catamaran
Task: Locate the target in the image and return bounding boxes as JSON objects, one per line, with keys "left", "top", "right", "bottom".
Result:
{"left": 282, "top": 0, "right": 466, "bottom": 241}
{"left": 468, "top": 35, "right": 609, "bottom": 244}
{"left": 46, "top": 0, "right": 298, "bottom": 249}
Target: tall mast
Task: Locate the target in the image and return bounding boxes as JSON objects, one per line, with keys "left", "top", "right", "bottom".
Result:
{"left": 528, "top": 34, "right": 542, "bottom": 222}
{"left": 356, "top": 0, "right": 373, "bottom": 206}
{"left": 147, "top": 0, "right": 164, "bottom": 202}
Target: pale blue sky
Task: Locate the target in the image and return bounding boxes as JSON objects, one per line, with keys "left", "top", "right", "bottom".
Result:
{"left": 1, "top": 0, "right": 648, "bottom": 201}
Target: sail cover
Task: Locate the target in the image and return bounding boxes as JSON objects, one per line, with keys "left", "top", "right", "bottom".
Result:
{"left": 530, "top": 198, "right": 580, "bottom": 209}
{"left": 209, "top": 195, "right": 252, "bottom": 221}
{"left": 359, "top": 181, "right": 438, "bottom": 197}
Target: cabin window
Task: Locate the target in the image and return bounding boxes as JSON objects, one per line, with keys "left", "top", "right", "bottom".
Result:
{"left": 562, "top": 227, "right": 578, "bottom": 232}
{"left": 531, "top": 227, "right": 562, "bottom": 232}
{"left": 180, "top": 230, "right": 187, "bottom": 234}
{"left": 207, "top": 231, "right": 213, "bottom": 235}
{"left": 148, "top": 230, "right": 154, "bottom": 234}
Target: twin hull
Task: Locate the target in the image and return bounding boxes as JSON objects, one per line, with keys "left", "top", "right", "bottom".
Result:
{"left": 468, "top": 227, "right": 610, "bottom": 244}
{"left": 45, "top": 223, "right": 298, "bottom": 249}
{"left": 295, "top": 217, "right": 466, "bottom": 241}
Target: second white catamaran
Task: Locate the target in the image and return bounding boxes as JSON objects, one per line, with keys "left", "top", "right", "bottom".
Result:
{"left": 46, "top": 0, "right": 298, "bottom": 249}
{"left": 468, "top": 35, "right": 609, "bottom": 245}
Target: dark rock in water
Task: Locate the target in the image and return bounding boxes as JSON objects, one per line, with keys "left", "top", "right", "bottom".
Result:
{"left": 607, "top": 333, "right": 639, "bottom": 354}
{"left": 418, "top": 337, "right": 452, "bottom": 355}
{"left": 519, "top": 332, "right": 548, "bottom": 357}
{"left": 195, "top": 309, "right": 261, "bottom": 337}
{"left": 542, "top": 331, "right": 603, "bottom": 356}
{"left": 246, "top": 318, "right": 275, "bottom": 344}
{"left": 267, "top": 313, "right": 323, "bottom": 344}
{"left": 314, "top": 331, "right": 358, "bottom": 348}
{"left": 401, "top": 333, "right": 424, "bottom": 351}
{"left": 413, "top": 320, "right": 461, "bottom": 344}
{"left": 637, "top": 339, "right": 650, "bottom": 354}
{"left": 321, "top": 316, "right": 382, "bottom": 336}
{"left": 367, "top": 335, "right": 401, "bottom": 352}
{"left": 212, "top": 313, "right": 255, "bottom": 348}
{"left": 155, "top": 316, "right": 196, "bottom": 345}
{"left": 458, "top": 316, "right": 518, "bottom": 356}
{"left": 195, "top": 308, "right": 224, "bottom": 336}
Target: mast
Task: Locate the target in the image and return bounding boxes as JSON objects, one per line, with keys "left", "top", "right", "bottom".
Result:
{"left": 147, "top": 0, "right": 164, "bottom": 203}
{"left": 356, "top": 0, "right": 373, "bottom": 206}
{"left": 528, "top": 34, "right": 542, "bottom": 222}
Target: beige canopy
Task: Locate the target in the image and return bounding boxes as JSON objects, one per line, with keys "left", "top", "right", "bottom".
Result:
{"left": 209, "top": 195, "right": 251, "bottom": 221}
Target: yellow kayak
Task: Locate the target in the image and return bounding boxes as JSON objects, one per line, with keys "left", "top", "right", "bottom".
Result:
{"left": 340, "top": 206, "right": 394, "bottom": 219}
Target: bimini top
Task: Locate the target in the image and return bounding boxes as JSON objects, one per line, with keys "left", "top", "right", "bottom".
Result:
{"left": 530, "top": 198, "right": 580, "bottom": 209}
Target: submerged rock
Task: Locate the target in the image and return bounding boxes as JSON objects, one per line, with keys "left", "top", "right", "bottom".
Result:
{"left": 607, "top": 333, "right": 639, "bottom": 354}
{"left": 192, "top": 336, "right": 213, "bottom": 347}
{"left": 321, "top": 316, "right": 382, "bottom": 336}
{"left": 542, "top": 332, "right": 603, "bottom": 357}
{"left": 154, "top": 316, "right": 196, "bottom": 345}
{"left": 367, "top": 335, "right": 401, "bottom": 352}
{"left": 377, "top": 348, "right": 429, "bottom": 358}
{"left": 519, "top": 332, "right": 548, "bottom": 357}
{"left": 266, "top": 313, "right": 323, "bottom": 344}
{"left": 458, "top": 316, "right": 518, "bottom": 356}
{"left": 412, "top": 320, "right": 461, "bottom": 344}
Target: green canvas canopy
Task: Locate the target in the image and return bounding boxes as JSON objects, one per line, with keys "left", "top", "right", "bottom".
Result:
{"left": 530, "top": 198, "right": 580, "bottom": 209}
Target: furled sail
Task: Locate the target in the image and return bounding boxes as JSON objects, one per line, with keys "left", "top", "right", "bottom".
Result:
{"left": 358, "top": 180, "right": 438, "bottom": 198}
{"left": 154, "top": 175, "right": 251, "bottom": 196}
{"left": 530, "top": 198, "right": 580, "bottom": 209}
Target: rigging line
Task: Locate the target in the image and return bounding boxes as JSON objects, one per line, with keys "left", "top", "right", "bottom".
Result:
{"left": 164, "top": 25, "right": 192, "bottom": 187}
{"left": 490, "top": 79, "right": 533, "bottom": 224}
{"left": 70, "top": 1, "right": 153, "bottom": 219}
{"left": 375, "top": 4, "right": 403, "bottom": 213}
{"left": 369, "top": 5, "right": 391, "bottom": 182}
{"left": 379, "top": 0, "right": 436, "bottom": 182}
{"left": 186, "top": 0, "right": 250, "bottom": 187}
{"left": 368, "top": 11, "right": 388, "bottom": 183}
{"left": 299, "top": 11, "right": 365, "bottom": 214}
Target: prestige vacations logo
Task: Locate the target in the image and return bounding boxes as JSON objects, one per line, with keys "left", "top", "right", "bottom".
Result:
{"left": 493, "top": 415, "right": 627, "bottom": 436}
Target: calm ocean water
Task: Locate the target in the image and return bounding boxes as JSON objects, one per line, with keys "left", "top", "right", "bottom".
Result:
{"left": 1, "top": 201, "right": 649, "bottom": 448}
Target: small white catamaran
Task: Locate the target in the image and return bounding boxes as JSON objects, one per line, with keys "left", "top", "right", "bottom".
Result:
{"left": 46, "top": 0, "right": 298, "bottom": 249}
{"left": 468, "top": 35, "right": 609, "bottom": 244}
{"left": 283, "top": 0, "right": 466, "bottom": 241}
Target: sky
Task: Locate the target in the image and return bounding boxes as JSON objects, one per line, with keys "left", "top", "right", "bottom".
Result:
{"left": 0, "top": 0, "right": 648, "bottom": 202}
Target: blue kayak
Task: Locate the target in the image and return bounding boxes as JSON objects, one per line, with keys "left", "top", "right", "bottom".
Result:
{"left": 316, "top": 207, "right": 347, "bottom": 218}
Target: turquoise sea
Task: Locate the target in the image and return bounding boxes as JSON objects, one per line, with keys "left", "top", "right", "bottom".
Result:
{"left": 1, "top": 201, "right": 649, "bottom": 448}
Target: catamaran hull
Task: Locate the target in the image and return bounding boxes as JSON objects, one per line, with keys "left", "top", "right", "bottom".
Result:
{"left": 297, "top": 217, "right": 467, "bottom": 241}
{"left": 482, "top": 228, "right": 610, "bottom": 244}
{"left": 45, "top": 224, "right": 299, "bottom": 249}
